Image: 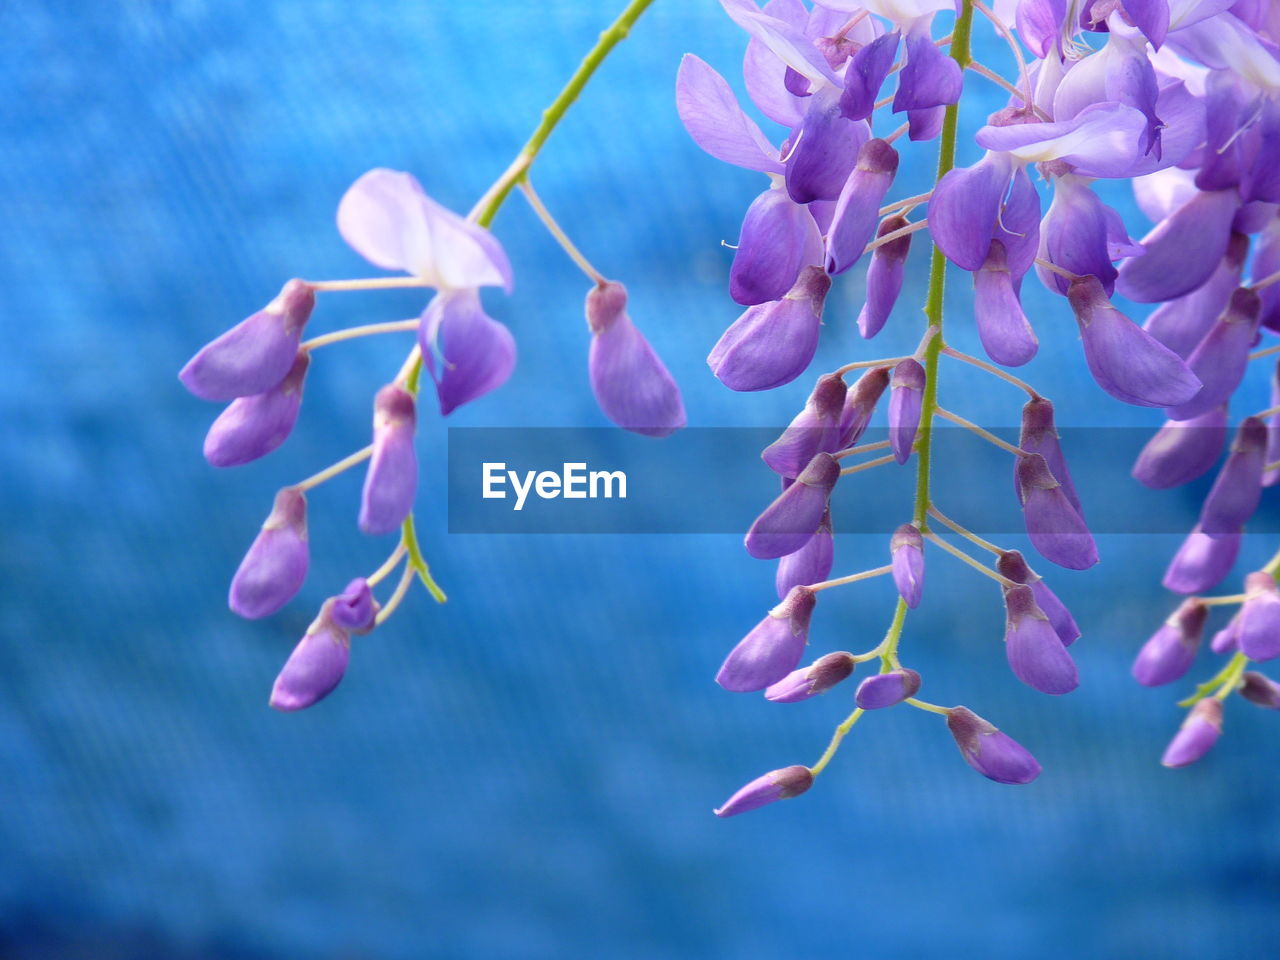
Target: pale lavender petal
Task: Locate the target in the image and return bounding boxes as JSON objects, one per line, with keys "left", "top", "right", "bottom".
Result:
{"left": 709, "top": 266, "right": 829, "bottom": 391}
{"left": 946, "top": 706, "right": 1042, "bottom": 784}
{"left": 358, "top": 385, "right": 418, "bottom": 536}
{"left": 858, "top": 215, "right": 912, "bottom": 339}
{"left": 586, "top": 282, "right": 686, "bottom": 438}
{"left": 203, "top": 350, "right": 309, "bottom": 468}
{"left": 743, "top": 2, "right": 807, "bottom": 127}
{"left": 180, "top": 280, "right": 313, "bottom": 402}
{"left": 269, "top": 601, "right": 351, "bottom": 712}
{"left": 228, "top": 487, "right": 309, "bottom": 620}
{"left": 889, "top": 358, "right": 925, "bottom": 464}
{"left": 974, "top": 241, "right": 1038, "bottom": 367}
{"left": 826, "top": 139, "right": 900, "bottom": 274}
{"left": 1124, "top": 0, "right": 1171, "bottom": 46}
{"left": 855, "top": 668, "right": 922, "bottom": 709}
{"left": 928, "top": 152, "right": 1014, "bottom": 271}
{"left": 745, "top": 453, "right": 840, "bottom": 559}
{"left": 1132, "top": 598, "right": 1206, "bottom": 686}
{"left": 676, "top": 54, "right": 783, "bottom": 173}
{"left": 1117, "top": 189, "right": 1241, "bottom": 303}
{"left": 1016, "top": 0, "right": 1067, "bottom": 58}
{"left": 420, "top": 289, "right": 515, "bottom": 416}
{"left": 1143, "top": 231, "right": 1248, "bottom": 357}
{"left": 713, "top": 764, "right": 813, "bottom": 816}
{"left": 977, "top": 103, "right": 1148, "bottom": 178}
{"left": 716, "top": 586, "right": 817, "bottom": 691}
{"left": 1133, "top": 407, "right": 1227, "bottom": 489}
{"left": 1068, "top": 276, "right": 1202, "bottom": 408}
{"left": 731, "top": 187, "right": 824, "bottom": 305}
{"left": 718, "top": 0, "right": 840, "bottom": 85}
{"left": 1211, "top": 617, "right": 1239, "bottom": 654}
{"left": 1199, "top": 416, "right": 1266, "bottom": 535}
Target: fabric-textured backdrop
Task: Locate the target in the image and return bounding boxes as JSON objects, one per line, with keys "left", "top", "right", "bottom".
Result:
{"left": 2, "top": 2, "right": 1278, "bottom": 957}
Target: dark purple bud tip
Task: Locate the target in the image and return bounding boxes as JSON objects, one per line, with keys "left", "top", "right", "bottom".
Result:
{"left": 714, "top": 764, "right": 814, "bottom": 817}
{"left": 203, "top": 349, "right": 311, "bottom": 468}
{"left": 585, "top": 281, "right": 629, "bottom": 334}
{"left": 180, "top": 279, "right": 315, "bottom": 401}
{"left": 1238, "top": 571, "right": 1280, "bottom": 662}
{"left": 1016, "top": 453, "right": 1098, "bottom": 571}
{"left": 890, "top": 523, "right": 925, "bottom": 608}
{"left": 765, "top": 651, "right": 856, "bottom": 703}
{"left": 996, "top": 550, "right": 1080, "bottom": 646}
{"left": 889, "top": 359, "right": 925, "bottom": 464}
{"left": 359, "top": 385, "right": 419, "bottom": 536}
{"left": 269, "top": 600, "right": 352, "bottom": 712}
{"left": 855, "top": 668, "right": 921, "bottom": 710}
{"left": 716, "top": 586, "right": 817, "bottom": 692}
{"left": 1132, "top": 599, "right": 1206, "bottom": 687}
{"left": 1003, "top": 583, "right": 1079, "bottom": 695}
{"left": 329, "top": 577, "right": 378, "bottom": 634}
{"left": 745, "top": 453, "right": 840, "bottom": 559}
{"left": 228, "top": 487, "right": 310, "bottom": 620}
{"left": 946, "top": 706, "right": 1042, "bottom": 784}
{"left": 1240, "top": 671, "right": 1280, "bottom": 710}
{"left": 1161, "top": 698, "right": 1223, "bottom": 768}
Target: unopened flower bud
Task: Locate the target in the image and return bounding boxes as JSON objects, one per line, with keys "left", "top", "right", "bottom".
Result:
{"left": 1239, "top": 671, "right": 1280, "bottom": 710}
{"left": 1018, "top": 397, "right": 1080, "bottom": 513}
{"left": 888, "top": 358, "right": 925, "bottom": 464}
{"left": 1163, "top": 524, "right": 1241, "bottom": 594}
{"left": 713, "top": 764, "right": 813, "bottom": 817}
{"left": 180, "top": 279, "right": 314, "bottom": 401}
{"left": 995, "top": 550, "right": 1079, "bottom": 645}
{"left": 1238, "top": 571, "right": 1280, "bottom": 661}
{"left": 775, "top": 508, "right": 834, "bottom": 599}
{"left": 855, "top": 668, "right": 921, "bottom": 709}
{"left": 1132, "top": 407, "right": 1228, "bottom": 490}
{"left": 1003, "top": 583, "right": 1079, "bottom": 695}
{"left": 765, "top": 651, "right": 856, "bottom": 703}
{"left": 827, "top": 139, "right": 900, "bottom": 276}
{"left": 228, "top": 487, "right": 310, "bottom": 620}
{"left": 890, "top": 523, "right": 925, "bottom": 608}
{"left": 329, "top": 577, "right": 378, "bottom": 634}
{"left": 1016, "top": 453, "right": 1098, "bottom": 570}
{"left": 269, "top": 599, "right": 351, "bottom": 712}
{"left": 974, "top": 240, "right": 1038, "bottom": 367}
{"left": 716, "top": 586, "right": 817, "bottom": 692}
{"left": 203, "top": 350, "right": 310, "bottom": 467}
{"left": 1161, "top": 698, "right": 1223, "bottom": 768}
{"left": 763, "top": 374, "right": 847, "bottom": 478}
{"left": 1132, "top": 599, "right": 1206, "bottom": 687}
{"left": 745, "top": 452, "right": 840, "bottom": 559}
{"left": 1168, "top": 287, "right": 1262, "bottom": 421}
{"left": 945, "top": 706, "right": 1042, "bottom": 784}
{"left": 858, "top": 214, "right": 912, "bottom": 339}
{"left": 838, "top": 366, "right": 890, "bottom": 448}
{"left": 358, "top": 385, "right": 418, "bottom": 536}
{"left": 1199, "top": 417, "right": 1266, "bottom": 535}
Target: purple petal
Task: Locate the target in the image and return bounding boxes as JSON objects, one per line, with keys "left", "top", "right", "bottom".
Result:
{"left": 731, "top": 187, "right": 824, "bottom": 305}
{"left": 1117, "top": 189, "right": 1241, "bottom": 303}
{"left": 839, "top": 30, "right": 900, "bottom": 120}
{"left": 893, "top": 18, "right": 962, "bottom": 112}
{"left": 1037, "top": 177, "right": 1118, "bottom": 296}
{"left": 269, "top": 601, "right": 351, "bottom": 712}
{"left": 928, "top": 152, "right": 1014, "bottom": 271}
{"left": 946, "top": 706, "right": 1042, "bottom": 784}
{"left": 763, "top": 374, "right": 846, "bottom": 478}
{"left": 330, "top": 577, "right": 378, "bottom": 634}
{"left": 1132, "top": 599, "right": 1206, "bottom": 686}
{"left": 709, "top": 266, "right": 829, "bottom": 392}
{"left": 1163, "top": 524, "right": 1241, "bottom": 594}
{"left": 1016, "top": 0, "right": 1067, "bottom": 57}
{"left": 826, "top": 139, "right": 900, "bottom": 275}
{"left": 742, "top": 1, "right": 807, "bottom": 128}
{"left": 713, "top": 764, "right": 813, "bottom": 817}
{"left": 180, "top": 280, "right": 313, "bottom": 402}
{"left": 974, "top": 241, "right": 1038, "bottom": 367}
{"left": 765, "top": 650, "right": 854, "bottom": 702}
{"left": 977, "top": 103, "right": 1148, "bottom": 178}
{"left": 888, "top": 358, "right": 925, "bottom": 464}
{"left": 1266, "top": 359, "right": 1280, "bottom": 486}
{"left": 203, "top": 350, "right": 309, "bottom": 468}
{"left": 337, "top": 169, "right": 512, "bottom": 291}
{"left": 775, "top": 508, "right": 834, "bottom": 598}
{"left": 1017, "top": 453, "right": 1098, "bottom": 570}
{"left": 358, "top": 385, "right": 418, "bottom": 536}
{"left": 785, "top": 87, "right": 869, "bottom": 203}
{"left": 421, "top": 289, "right": 516, "bottom": 416}
{"left": 1068, "top": 276, "right": 1201, "bottom": 408}
{"left": 890, "top": 523, "right": 925, "bottom": 609}
{"left": 718, "top": 0, "right": 840, "bottom": 85}
{"left": 228, "top": 487, "right": 309, "bottom": 620}
{"left": 1238, "top": 572, "right": 1280, "bottom": 661}
{"left": 1240, "top": 671, "right": 1280, "bottom": 709}
{"left": 1132, "top": 407, "right": 1228, "bottom": 489}
{"left": 1161, "top": 699, "right": 1223, "bottom": 768}
{"left": 745, "top": 453, "right": 840, "bottom": 559}
{"left": 907, "top": 105, "right": 946, "bottom": 141}
{"left": 1124, "top": 0, "right": 1170, "bottom": 46}
{"left": 1018, "top": 397, "right": 1080, "bottom": 514}
{"left": 995, "top": 167, "right": 1042, "bottom": 279}
{"left": 586, "top": 283, "right": 686, "bottom": 438}
{"left": 1143, "top": 231, "right": 1248, "bottom": 358}
{"left": 1167, "top": 287, "right": 1262, "bottom": 420}
{"left": 858, "top": 215, "right": 912, "bottom": 339}
{"left": 838, "top": 366, "right": 891, "bottom": 447}
{"left": 1004, "top": 583, "right": 1079, "bottom": 694}
{"left": 855, "top": 669, "right": 922, "bottom": 709}
{"left": 675, "top": 54, "right": 782, "bottom": 173}
{"left": 997, "top": 550, "right": 1081, "bottom": 646}
{"left": 716, "top": 586, "right": 816, "bottom": 692}
{"left": 1199, "top": 416, "right": 1266, "bottom": 535}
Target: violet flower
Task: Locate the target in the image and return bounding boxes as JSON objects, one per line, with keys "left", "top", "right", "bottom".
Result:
{"left": 203, "top": 350, "right": 310, "bottom": 468}
{"left": 996, "top": 550, "right": 1080, "bottom": 647}
{"left": 358, "top": 384, "right": 418, "bottom": 536}
{"left": 420, "top": 289, "right": 516, "bottom": 416}
{"left": 888, "top": 358, "right": 925, "bottom": 464}
{"left": 1163, "top": 524, "right": 1242, "bottom": 594}
{"left": 826, "top": 139, "right": 900, "bottom": 275}
{"left": 330, "top": 577, "right": 378, "bottom": 634}
{"left": 729, "top": 185, "right": 824, "bottom": 305}
{"left": 1167, "top": 287, "right": 1262, "bottom": 421}
{"left": 1132, "top": 407, "right": 1227, "bottom": 489}
{"left": 858, "top": 215, "right": 912, "bottom": 339}
{"left": 717, "top": 585, "right": 817, "bottom": 692}
{"left": 713, "top": 764, "right": 813, "bottom": 817}
{"left": 855, "top": 668, "right": 921, "bottom": 709}
{"left": 1240, "top": 671, "right": 1280, "bottom": 710}
{"left": 1015, "top": 453, "right": 1098, "bottom": 571}
{"left": 838, "top": 366, "right": 890, "bottom": 448}
{"left": 890, "top": 522, "right": 925, "bottom": 608}
{"left": 1198, "top": 416, "right": 1266, "bottom": 535}
{"left": 180, "top": 280, "right": 315, "bottom": 402}
{"left": 745, "top": 452, "right": 840, "bottom": 559}
{"left": 228, "top": 487, "right": 310, "bottom": 620}
{"left": 765, "top": 651, "right": 855, "bottom": 703}
{"left": 269, "top": 598, "right": 353, "bottom": 712}
{"left": 763, "top": 373, "right": 846, "bottom": 478}
{"left": 1003, "top": 583, "right": 1079, "bottom": 695}
{"left": 945, "top": 706, "right": 1042, "bottom": 784}
{"left": 1132, "top": 598, "right": 1207, "bottom": 687}
{"left": 775, "top": 508, "right": 834, "bottom": 599}
{"left": 1018, "top": 397, "right": 1080, "bottom": 514}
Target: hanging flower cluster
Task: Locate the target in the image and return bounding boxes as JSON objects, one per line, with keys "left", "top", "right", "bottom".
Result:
{"left": 181, "top": 51, "right": 685, "bottom": 710}
{"left": 680, "top": 0, "right": 1280, "bottom": 815}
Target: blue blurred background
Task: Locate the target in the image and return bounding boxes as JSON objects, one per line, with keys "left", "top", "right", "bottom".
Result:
{"left": 4, "top": 2, "right": 1280, "bottom": 957}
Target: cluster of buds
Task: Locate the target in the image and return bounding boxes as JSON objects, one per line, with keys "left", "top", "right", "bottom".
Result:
{"left": 680, "top": 0, "right": 1280, "bottom": 814}
{"left": 181, "top": 166, "right": 685, "bottom": 709}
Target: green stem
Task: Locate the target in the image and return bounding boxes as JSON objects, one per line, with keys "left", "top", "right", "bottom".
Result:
{"left": 1178, "top": 650, "right": 1248, "bottom": 708}
{"left": 402, "top": 512, "right": 447, "bottom": 604}
{"left": 913, "top": 0, "right": 975, "bottom": 531}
